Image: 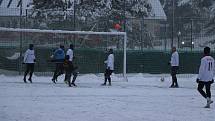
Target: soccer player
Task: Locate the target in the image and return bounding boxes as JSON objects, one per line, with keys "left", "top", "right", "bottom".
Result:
{"left": 23, "top": 44, "right": 36, "bottom": 83}
{"left": 51, "top": 45, "right": 65, "bottom": 83}
{"left": 102, "top": 48, "right": 114, "bottom": 86}
{"left": 196, "top": 47, "right": 214, "bottom": 108}
{"left": 65, "top": 44, "right": 78, "bottom": 86}
{"left": 63, "top": 55, "right": 73, "bottom": 87}
{"left": 169, "top": 47, "right": 179, "bottom": 88}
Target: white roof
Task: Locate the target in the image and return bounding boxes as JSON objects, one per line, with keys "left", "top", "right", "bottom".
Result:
{"left": 0, "top": 0, "right": 33, "bottom": 16}
{"left": 147, "top": 0, "right": 167, "bottom": 20}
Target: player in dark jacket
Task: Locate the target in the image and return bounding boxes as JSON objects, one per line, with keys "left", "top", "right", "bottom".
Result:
{"left": 51, "top": 45, "right": 65, "bottom": 83}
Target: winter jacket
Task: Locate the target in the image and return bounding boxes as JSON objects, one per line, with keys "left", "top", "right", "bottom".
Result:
{"left": 170, "top": 51, "right": 179, "bottom": 67}
{"left": 104, "top": 54, "right": 114, "bottom": 70}
{"left": 24, "top": 49, "right": 35, "bottom": 64}
{"left": 53, "top": 48, "right": 65, "bottom": 62}
{"left": 66, "top": 49, "right": 74, "bottom": 62}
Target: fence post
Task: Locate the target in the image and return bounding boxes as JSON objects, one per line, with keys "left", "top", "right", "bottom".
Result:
{"left": 191, "top": 19, "right": 193, "bottom": 51}
{"left": 73, "top": 0, "right": 76, "bottom": 46}
{"left": 19, "top": 0, "right": 23, "bottom": 75}
{"left": 140, "top": 18, "right": 144, "bottom": 51}
{"left": 164, "top": 22, "right": 167, "bottom": 51}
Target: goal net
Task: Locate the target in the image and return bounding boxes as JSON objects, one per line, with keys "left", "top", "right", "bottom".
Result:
{"left": 0, "top": 27, "right": 127, "bottom": 80}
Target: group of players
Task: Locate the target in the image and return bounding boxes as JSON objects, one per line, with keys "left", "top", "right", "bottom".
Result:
{"left": 169, "top": 46, "right": 214, "bottom": 108}
{"left": 22, "top": 43, "right": 214, "bottom": 108}
{"left": 22, "top": 44, "right": 114, "bottom": 87}
{"left": 50, "top": 44, "right": 78, "bottom": 87}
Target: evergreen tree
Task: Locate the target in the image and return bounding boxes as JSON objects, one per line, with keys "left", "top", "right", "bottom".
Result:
{"left": 161, "top": 0, "right": 214, "bottom": 35}
{"left": 32, "top": 0, "right": 152, "bottom": 21}
{"left": 30, "top": 0, "right": 152, "bottom": 31}
{"left": 33, "top": 0, "right": 66, "bottom": 10}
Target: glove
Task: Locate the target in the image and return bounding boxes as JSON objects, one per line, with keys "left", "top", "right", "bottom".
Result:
{"left": 196, "top": 78, "right": 200, "bottom": 83}
{"left": 34, "top": 59, "right": 36, "bottom": 62}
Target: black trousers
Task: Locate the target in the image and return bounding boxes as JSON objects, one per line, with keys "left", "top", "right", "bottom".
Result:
{"left": 65, "top": 70, "right": 78, "bottom": 86}
{"left": 171, "top": 66, "right": 179, "bottom": 86}
{"left": 24, "top": 63, "right": 34, "bottom": 79}
{"left": 197, "top": 81, "right": 211, "bottom": 98}
{"left": 104, "top": 69, "right": 113, "bottom": 84}
{"left": 64, "top": 62, "right": 78, "bottom": 83}
{"left": 52, "top": 63, "right": 64, "bottom": 80}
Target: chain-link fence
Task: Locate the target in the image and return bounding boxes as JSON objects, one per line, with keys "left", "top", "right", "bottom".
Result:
{"left": 2, "top": 9, "right": 214, "bottom": 51}
{"left": 1, "top": 8, "right": 215, "bottom": 75}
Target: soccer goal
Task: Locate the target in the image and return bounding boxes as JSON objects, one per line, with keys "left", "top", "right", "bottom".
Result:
{"left": 0, "top": 27, "right": 127, "bottom": 80}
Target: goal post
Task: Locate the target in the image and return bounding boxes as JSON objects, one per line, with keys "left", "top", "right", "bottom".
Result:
{"left": 0, "top": 27, "right": 128, "bottom": 81}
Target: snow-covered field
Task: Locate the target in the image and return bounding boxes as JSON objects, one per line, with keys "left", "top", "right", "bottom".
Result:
{"left": 0, "top": 74, "right": 215, "bottom": 121}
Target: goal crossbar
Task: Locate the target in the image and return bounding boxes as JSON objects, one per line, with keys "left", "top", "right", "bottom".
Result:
{"left": 0, "top": 27, "right": 126, "bottom": 36}
{"left": 0, "top": 27, "right": 128, "bottom": 81}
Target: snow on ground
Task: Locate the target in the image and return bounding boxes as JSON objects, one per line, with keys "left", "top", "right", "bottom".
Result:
{"left": 0, "top": 74, "right": 215, "bottom": 121}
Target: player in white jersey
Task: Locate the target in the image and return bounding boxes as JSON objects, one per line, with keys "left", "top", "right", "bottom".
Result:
{"left": 169, "top": 47, "right": 179, "bottom": 88}
{"left": 23, "top": 44, "right": 36, "bottom": 83}
{"left": 197, "top": 47, "right": 214, "bottom": 108}
{"left": 66, "top": 44, "right": 74, "bottom": 62}
{"left": 65, "top": 44, "right": 78, "bottom": 86}
{"left": 102, "top": 49, "right": 114, "bottom": 86}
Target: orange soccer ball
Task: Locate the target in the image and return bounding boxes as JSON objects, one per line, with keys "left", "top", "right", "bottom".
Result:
{"left": 114, "top": 23, "right": 121, "bottom": 30}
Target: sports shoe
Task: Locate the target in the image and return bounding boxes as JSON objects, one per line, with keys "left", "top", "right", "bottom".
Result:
{"left": 71, "top": 83, "right": 77, "bottom": 87}
{"left": 23, "top": 78, "right": 27, "bottom": 83}
{"left": 207, "top": 98, "right": 213, "bottom": 104}
{"left": 169, "top": 85, "right": 174, "bottom": 88}
{"left": 52, "top": 78, "right": 56, "bottom": 84}
{"left": 68, "top": 83, "right": 71, "bottom": 87}
{"left": 204, "top": 98, "right": 213, "bottom": 108}
{"left": 174, "top": 85, "right": 179, "bottom": 88}
{"left": 101, "top": 83, "right": 106, "bottom": 86}
{"left": 28, "top": 78, "right": 32, "bottom": 83}
{"left": 204, "top": 104, "right": 210, "bottom": 108}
